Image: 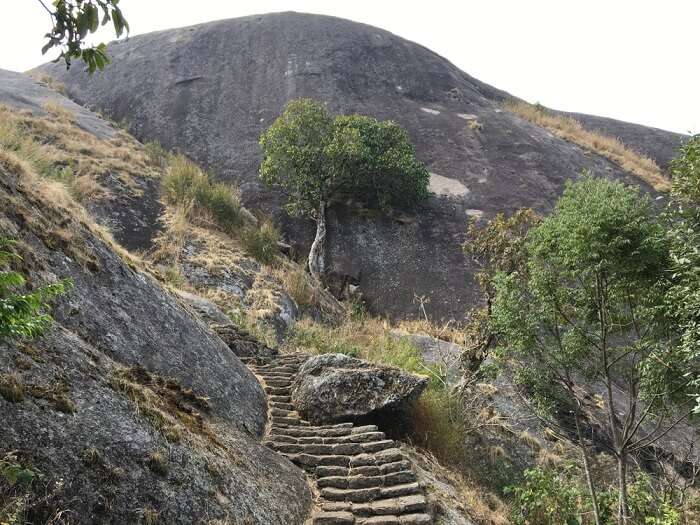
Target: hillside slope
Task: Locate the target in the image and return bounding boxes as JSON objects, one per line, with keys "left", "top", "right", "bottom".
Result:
{"left": 0, "top": 79, "right": 313, "bottom": 524}
{"left": 38, "top": 11, "right": 685, "bottom": 320}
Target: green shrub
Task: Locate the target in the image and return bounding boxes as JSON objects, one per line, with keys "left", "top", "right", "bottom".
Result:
{"left": 505, "top": 465, "right": 586, "bottom": 525}
{"left": 240, "top": 220, "right": 280, "bottom": 264}
{"left": 0, "top": 238, "right": 71, "bottom": 340}
{"left": 162, "top": 155, "right": 246, "bottom": 233}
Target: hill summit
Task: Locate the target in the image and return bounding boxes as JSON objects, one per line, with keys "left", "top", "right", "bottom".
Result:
{"left": 38, "top": 11, "right": 685, "bottom": 320}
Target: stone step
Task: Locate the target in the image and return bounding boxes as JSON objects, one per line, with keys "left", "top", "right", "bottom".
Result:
{"left": 258, "top": 373, "right": 294, "bottom": 380}
{"left": 321, "top": 486, "right": 382, "bottom": 503}
{"left": 271, "top": 426, "right": 353, "bottom": 438}
{"left": 271, "top": 416, "right": 308, "bottom": 426}
{"left": 270, "top": 402, "right": 295, "bottom": 411}
{"left": 317, "top": 471, "right": 417, "bottom": 490}
{"left": 351, "top": 425, "right": 379, "bottom": 434}
{"left": 356, "top": 514, "right": 431, "bottom": 525}
{"left": 380, "top": 482, "right": 421, "bottom": 499}
{"left": 350, "top": 449, "right": 403, "bottom": 467}
{"left": 268, "top": 395, "right": 291, "bottom": 403}
{"left": 263, "top": 379, "right": 293, "bottom": 388}
{"left": 268, "top": 442, "right": 365, "bottom": 455}
{"left": 353, "top": 495, "right": 428, "bottom": 517}
{"left": 313, "top": 511, "right": 355, "bottom": 525}
{"left": 270, "top": 407, "right": 298, "bottom": 418}
{"left": 265, "top": 386, "right": 292, "bottom": 396}
{"left": 288, "top": 453, "right": 353, "bottom": 468}
{"left": 278, "top": 431, "right": 386, "bottom": 446}
{"left": 361, "top": 440, "right": 395, "bottom": 453}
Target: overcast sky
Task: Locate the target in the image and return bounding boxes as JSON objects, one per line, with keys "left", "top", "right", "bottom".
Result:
{"left": 2, "top": 0, "right": 698, "bottom": 134}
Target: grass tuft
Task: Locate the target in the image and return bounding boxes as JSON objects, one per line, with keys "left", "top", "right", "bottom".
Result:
{"left": 503, "top": 100, "right": 670, "bottom": 191}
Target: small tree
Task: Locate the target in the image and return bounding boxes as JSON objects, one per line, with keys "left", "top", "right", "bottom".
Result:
{"left": 259, "top": 99, "right": 429, "bottom": 282}
{"left": 1, "top": 238, "right": 70, "bottom": 340}
{"left": 666, "top": 135, "right": 700, "bottom": 412}
{"left": 491, "top": 176, "right": 694, "bottom": 524}
{"left": 36, "top": 0, "right": 129, "bottom": 72}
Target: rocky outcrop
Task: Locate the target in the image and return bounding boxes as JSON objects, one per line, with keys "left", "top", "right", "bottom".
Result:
{"left": 291, "top": 353, "right": 428, "bottom": 424}
{"left": 37, "top": 12, "right": 685, "bottom": 320}
{"left": 0, "top": 162, "right": 312, "bottom": 523}
{"left": 247, "top": 352, "right": 433, "bottom": 524}
{"left": 390, "top": 330, "right": 464, "bottom": 386}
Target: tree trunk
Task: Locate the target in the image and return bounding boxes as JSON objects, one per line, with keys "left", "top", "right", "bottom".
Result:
{"left": 617, "top": 452, "right": 631, "bottom": 524}
{"left": 308, "top": 200, "right": 327, "bottom": 283}
{"left": 574, "top": 408, "right": 601, "bottom": 525}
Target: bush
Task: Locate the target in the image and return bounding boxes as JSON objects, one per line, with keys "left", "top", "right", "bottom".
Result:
{"left": 240, "top": 220, "right": 280, "bottom": 264}
{"left": 0, "top": 237, "right": 70, "bottom": 340}
{"left": 162, "top": 155, "right": 246, "bottom": 234}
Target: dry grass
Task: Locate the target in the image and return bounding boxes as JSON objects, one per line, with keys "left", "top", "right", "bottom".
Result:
{"left": 110, "top": 365, "right": 221, "bottom": 452}
{"left": 503, "top": 100, "right": 670, "bottom": 191}
{"left": 0, "top": 373, "right": 25, "bottom": 402}
{"left": 28, "top": 73, "right": 67, "bottom": 96}
{"left": 42, "top": 101, "right": 76, "bottom": 123}
{"left": 0, "top": 105, "right": 163, "bottom": 204}
{"left": 404, "top": 446, "right": 510, "bottom": 525}
{"left": 146, "top": 451, "right": 169, "bottom": 476}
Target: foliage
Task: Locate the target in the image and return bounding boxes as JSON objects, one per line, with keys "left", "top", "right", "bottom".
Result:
{"left": 506, "top": 465, "right": 586, "bottom": 525}
{"left": 240, "top": 219, "right": 280, "bottom": 265}
{"left": 461, "top": 209, "right": 540, "bottom": 367}
{"left": 490, "top": 175, "right": 692, "bottom": 521}
{"left": 507, "top": 467, "right": 685, "bottom": 525}
{"left": 666, "top": 135, "right": 700, "bottom": 412}
{"left": 259, "top": 99, "right": 429, "bottom": 216}
{"left": 0, "top": 452, "right": 42, "bottom": 525}
{"left": 162, "top": 155, "right": 247, "bottom": 234}
{"left": 38, "top": 0, "right": 129, "bottom": 73}
{"left": 0, "top": 238, "right": 70, "bottom": 340}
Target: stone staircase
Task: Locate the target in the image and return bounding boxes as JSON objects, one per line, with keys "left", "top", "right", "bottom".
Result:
{"left": 243, "top": 352, "right": 433, "bottom": 525}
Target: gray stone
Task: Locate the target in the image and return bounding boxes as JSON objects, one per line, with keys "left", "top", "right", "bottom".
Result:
{"left": 291, "top": 354, "right": 428, "bottom": 424}
{"left": 36, "top": 12, "right": 682, "bottom": 320}
{"left": 0, "top": 164, "right": 312, "bottom": 524}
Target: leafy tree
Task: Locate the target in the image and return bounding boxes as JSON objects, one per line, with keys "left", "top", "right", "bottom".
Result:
{"left": 666, "top": 135, "right": 700, "bottom": 412}
{"left": 461, "top": 209, "right": 540, "bottom": 368}
{"left": 491, "top": 176, "right": 693, "bottom": 524}
{"left": 36, "top": 0, "right": 129, "bottom": 72}
{"left": 0, "top": 237, "right": 70, "bottom": 340}
{"left": 259, "top": 99, "right": 429, "bottom": 282}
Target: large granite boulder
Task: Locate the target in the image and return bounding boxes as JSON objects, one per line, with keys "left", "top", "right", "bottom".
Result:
{"left": 291, "top": 353, "right": 428, "bottom": 424}
{"left": 36, "top": 12, "right": 683, "bottom": 321}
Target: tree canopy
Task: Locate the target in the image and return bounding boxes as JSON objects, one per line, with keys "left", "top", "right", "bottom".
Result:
{"left": 259, "top": 99, "right": 429, "bottom": 281}
{"left": 37, "top": 0, "right": 129, "bottom": 72}
{"left": 489, "top": 175, "right": 692, "bottom": 524}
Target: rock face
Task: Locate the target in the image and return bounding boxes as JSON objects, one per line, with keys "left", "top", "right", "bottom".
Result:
{"left": 0, "top": 163, "right": 312, "bottom": 523}
{"left": 0, "top": 68, "right": 164, "bottom": 252}
{"left": 291, "top": 353, "right": 428, "bottom": 424}
{"left": 37, "top": 12, "right": 686, "bottom": 320}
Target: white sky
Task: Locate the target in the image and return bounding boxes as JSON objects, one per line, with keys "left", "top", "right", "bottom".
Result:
{"left": 1, "top": 0, "right": 698, "bottom": 134}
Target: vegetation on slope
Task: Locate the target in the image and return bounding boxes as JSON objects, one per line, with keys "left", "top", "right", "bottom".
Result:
{"left": 504, "top": 100, "right": 671, "bottom": 192}
{"left": 259, "top": 98, "right": 430, "bottom": 281}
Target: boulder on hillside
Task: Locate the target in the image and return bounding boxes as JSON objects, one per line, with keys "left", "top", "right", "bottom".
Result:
{"left": 291, "top": 353, "right": 428, "bottom": 424}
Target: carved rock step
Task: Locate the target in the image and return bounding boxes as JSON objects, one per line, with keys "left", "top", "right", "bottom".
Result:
{"left": 357, "top": 515, "right": 431, "bottom": 525}
{"left": 317, "top": 470, "right": 417, "bottom": 489}
{"left": 267, "top": 431, "right": 386, "bottom": 445}
{"left": 265, "top": 386, "right": 292, "bottom": 396}
{"left": 321, "top": 495, "right": 428, "bottom": 516}
{"left": 321, "top": 482, "right": 421, "bottom": 503}
{"left": 316, "top": 460, "right": 412, "bottom": 479}
{"left": 313, "top": 511, "right": 355, "bottom": 525}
